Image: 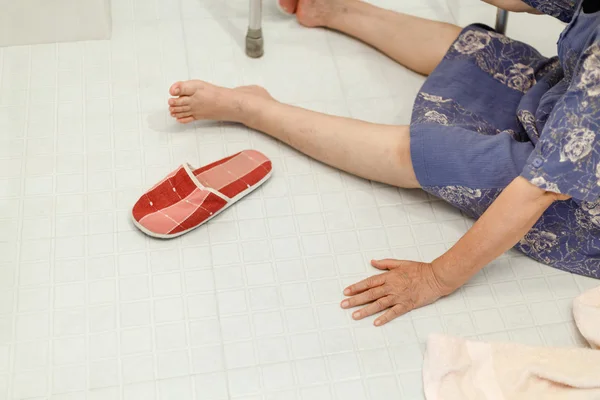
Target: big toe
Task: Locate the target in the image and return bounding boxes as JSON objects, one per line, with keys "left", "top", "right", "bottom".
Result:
{"left": 169, "top": 80, "right": 203, "bottom": 97}
{"left": 169, "top": 82, "right": 183, "bottom": 96}
{"left": 278, "top": 0, "right": 298, "bottom": 14}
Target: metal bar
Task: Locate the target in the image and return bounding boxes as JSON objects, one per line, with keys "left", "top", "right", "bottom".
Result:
{"left": 495, "top": 8, "right": 509, "bottom": 34}
{"left": 249, "top": 0, "right": 262, "bottom": 30}
{"left": 246, "top": 0, "right": 264, "bottom": 58}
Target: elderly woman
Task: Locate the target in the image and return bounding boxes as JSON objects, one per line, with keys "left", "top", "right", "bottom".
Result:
{"left": 167, "top": 0, "right": 600, "bottom": 326}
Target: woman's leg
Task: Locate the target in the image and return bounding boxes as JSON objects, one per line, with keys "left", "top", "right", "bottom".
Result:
{"left": 282, "top": 0, "right": 462, "bottom": 75}
{"left": 168, "top": 81, "right": 420, "bottom": 189}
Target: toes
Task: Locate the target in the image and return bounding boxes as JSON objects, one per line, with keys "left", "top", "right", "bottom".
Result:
{"left": 170, "top": 80, "right": 203, "bottom": 97}
{"left": 169, "top": 82, "right": 183, "bottom": 96}
{"left": 173, "top": 111, "right": 193, "bottom": 119}
{"left": 278, "top": 0, "right": 298, "bottom": 13}
{"left": 178, "top": 80, "right": 202, "bottom": 96}
{"left": 169, "top": 106, "right": 191, "bottom": 113}
{"left": 168, "top": 97, "right": 191, "bottom": 107}
{"left": 177, "top": 116, "right": 194, "bottom": 124}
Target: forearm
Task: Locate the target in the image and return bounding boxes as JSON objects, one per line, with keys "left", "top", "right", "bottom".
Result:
{"left": 432, "top": 177, "right": 559, "bottom": 293}
{"left": 481, "top": 0, "right": 541, "bottom": 13}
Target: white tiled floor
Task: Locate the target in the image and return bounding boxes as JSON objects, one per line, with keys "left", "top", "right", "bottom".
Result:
{"left": 0, "top": 0, "right": 597, "bottom": 399}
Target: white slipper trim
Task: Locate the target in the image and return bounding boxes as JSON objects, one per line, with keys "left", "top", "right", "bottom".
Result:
{"left": 182, "top": 163, "right": 232, "bottom": 203}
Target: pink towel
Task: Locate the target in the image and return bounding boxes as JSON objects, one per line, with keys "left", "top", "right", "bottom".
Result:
{"left": 423, "top": 285, "right": 600, "bottom": 400}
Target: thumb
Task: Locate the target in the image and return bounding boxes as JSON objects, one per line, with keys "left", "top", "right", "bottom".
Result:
{"left": 371, "top": 259, "right": 406, "bottom": 270}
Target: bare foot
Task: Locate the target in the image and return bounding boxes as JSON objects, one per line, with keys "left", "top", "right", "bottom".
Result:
{"left": 279, "top": 0, "right": 338, "bottom": 28}
{"left": 233, "top": 85, "right": 274, "bottom": 101}
{"left": 278, "top": 0, "right": 298, "bottom": 14}
{"left": 168, "top": 80, "right": 273, "bottom": 124}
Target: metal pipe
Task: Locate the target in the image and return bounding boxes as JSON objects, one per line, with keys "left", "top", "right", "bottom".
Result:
{"left": 249, "top": 0, "right": 262, "bottom": 30}
{"left": 246, "top": 0, "right": 264, "bottom": 58}
{"left": 495, "top": 8, "right": 509, "bottom": 35}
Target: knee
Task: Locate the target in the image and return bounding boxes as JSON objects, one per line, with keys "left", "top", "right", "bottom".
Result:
{"left": 393, "top": 126, "right": 420, "bottom": 189}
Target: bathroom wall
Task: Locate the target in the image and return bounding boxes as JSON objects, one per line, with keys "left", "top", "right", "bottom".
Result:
{"left": 0, "top": 0, "right": 111, "bottom": 47}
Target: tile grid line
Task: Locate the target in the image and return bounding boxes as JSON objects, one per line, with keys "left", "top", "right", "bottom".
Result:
{"left": 10, "top": 45, "right": 34, "bottom": 400}
{"left": 130, "top": 13, "right": 164, "bottom": 399}
{"left": 324, "top": 33, "right": 398, "bottom": 399}
{"left": 116, "top": 12, "right": 140, "bottom": 397}
{"left": 0, "top": 43, "right": 12, "bottom": 400}
{"left": 176, "top": 3, "right": 234, "bottom": 399}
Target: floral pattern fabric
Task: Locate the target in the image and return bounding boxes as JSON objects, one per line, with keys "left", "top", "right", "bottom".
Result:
{"left": 522, "top": 0, "right": 577, "bottom": 22}
{"left": 409, "top": 1, "right": 600, "bottom": 278}
{"left": 522, "top": 42, "right": 600, "bottom": 202}
{"left": 450, "top": 29, "right": 548, "bottom": 93}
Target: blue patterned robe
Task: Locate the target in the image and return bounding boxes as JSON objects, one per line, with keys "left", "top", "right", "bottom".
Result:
{"left": 410, "top": 0, "right": 600, "bottom": 277}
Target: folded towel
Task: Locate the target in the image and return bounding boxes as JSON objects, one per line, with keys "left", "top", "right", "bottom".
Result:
{"left": 423, "top": 285, "right": 600, "bottom": 400}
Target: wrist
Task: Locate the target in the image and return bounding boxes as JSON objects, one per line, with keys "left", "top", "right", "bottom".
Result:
{"left": 430, "top": 255, "right": 467, "bottom": 296}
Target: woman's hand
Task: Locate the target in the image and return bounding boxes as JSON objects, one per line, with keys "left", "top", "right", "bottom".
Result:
{"left": 341, "top": 178, "right": 560, "bottom": 327}
{"left": 341, "top": 259, "right": 453, "bottom": 327}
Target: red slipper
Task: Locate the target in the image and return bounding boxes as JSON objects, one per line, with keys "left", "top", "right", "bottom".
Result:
{"left": 132, "top": 150, "right": 272, "bottom": 239}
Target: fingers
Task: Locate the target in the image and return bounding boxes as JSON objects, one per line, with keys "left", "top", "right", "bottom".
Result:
{"left": 340, "top": 286, "right": 387, "bottom": 309}
{"left": 343, "top": 274, "right": 386, "bottom": 296}
{"left": 371, "top": 259, "right": 406, "bottom": 270}
{"left": 374, "top": 304, "right": 409, "bottom": 326}
{"left": 352, "top": 296, "right": 395, "bottom": 321}
{"left": 342, "top": 259, "right": 438, "bottom": 326}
